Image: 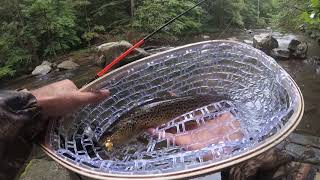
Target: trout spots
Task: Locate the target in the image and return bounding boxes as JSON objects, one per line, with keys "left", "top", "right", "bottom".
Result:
{"left": 99, "top": 94, "right": 226, "bottom": 151}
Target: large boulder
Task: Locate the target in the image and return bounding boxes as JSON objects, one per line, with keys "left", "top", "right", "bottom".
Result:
{"left": 95, "top": 41, "right": 150, "bottom": 68}
{"left": 288, "top": 39, "right": 301, "bottom": 52}
{"left": 31, "top": 64, "right": 52, "bottom": 75}
{"left": 294, "top": 42, "right": 308, "bottom": 59}
{"left": 288, "top": 39, "right": 308, "bottom": 59}
{"left": 57, "top": 60, "right": 80, "bottom": 70}
{"left": 270, "top": 48, "right": 290, "bottom": 60}
{"left": 253, "top": 33, "right": 279, "bottom": 54}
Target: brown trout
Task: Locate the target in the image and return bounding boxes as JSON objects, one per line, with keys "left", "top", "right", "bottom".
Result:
{"left": 99, "top": 93, "right": 225, "bottom": 151}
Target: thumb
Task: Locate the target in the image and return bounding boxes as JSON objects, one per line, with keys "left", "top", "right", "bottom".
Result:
{"left": 73, "top": 89, "right": 110, "bottom": 105}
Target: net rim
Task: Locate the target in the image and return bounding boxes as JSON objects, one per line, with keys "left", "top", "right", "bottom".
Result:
{"left": 40, "top": 40, "right": 304, "bottom": 179}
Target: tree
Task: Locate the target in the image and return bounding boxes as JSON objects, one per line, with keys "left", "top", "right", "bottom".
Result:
{"left": 0, "top": 0, "right": 81, "bottom": 80}
{"left": 300, "top": 0, "right": 320, "bottom": 30}
{"left": 131, "top": 0, "right": 135, "bottom": 17}
{"left": 203, "top": 0, "right": 245, "bottom": 28}
{"left": 242, "top": 0, "right": 276, "bottom": 28}
{"left": 132, "top": 0, "right": 203, "bottom": 35}
{"left": 21, "top": 0, "right": 80, "bottom": 57}
{"left": 272, "top": 0, "right": 308, "bottom": 30}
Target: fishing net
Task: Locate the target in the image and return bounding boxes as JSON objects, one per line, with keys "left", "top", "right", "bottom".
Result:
{"left": 42, "top": 40, "right": 303, "bottom": 179}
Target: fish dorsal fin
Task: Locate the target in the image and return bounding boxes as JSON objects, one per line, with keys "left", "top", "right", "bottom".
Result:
{"left": 119, "top": 91, "right": 178, "bottom": 119}
{"left": 155, "top": 91, "right": 178, "bottom": 100}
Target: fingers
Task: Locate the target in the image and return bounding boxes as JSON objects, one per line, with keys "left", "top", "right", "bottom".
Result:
{"left": 73, "top": 89, "right": 110, "bottom": 105}
{"left": 147, "top": 128, "right": 156, "bottom": 135}
{"left": 60, "top": 79, "right": 78, "bottom": 89}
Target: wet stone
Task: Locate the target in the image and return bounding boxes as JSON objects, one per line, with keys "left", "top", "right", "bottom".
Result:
{"left": 276, "top": 133, "right": 320, "bottom": 165}
{"left": 253, "top": 33, "right": 279, "bottom": 54}
{"left": 270, "top": 48, "right": 290, "bottom": 60}
{"left": 19, "top": 159, "right": 79, "bottom": 180}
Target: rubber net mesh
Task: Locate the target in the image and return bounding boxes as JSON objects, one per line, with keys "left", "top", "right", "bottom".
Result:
{"left": 45, "top": 41, "right": 300, "bottom": 176}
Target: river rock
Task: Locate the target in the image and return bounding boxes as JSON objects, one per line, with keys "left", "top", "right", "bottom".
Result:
{"left": 310, "top": 31, "right": 316, "bottom": 39}
{"left": 278, "top": 133, "right": 320, "bottom": 165}
{"left": 20, "top": 159, "right": 75, "bottom": 180}
{"left": 293, "top": 42, "right": 308, "bottom": 59}
{"left": 227, "top": 37, "right": 238, "bottom": 41}
{"left": 270, "top": 48, "right": 290, "bottom": 60}
{"left": 57, "top": 60, "right": 80, "bottom": 70}
{"left": 243, "top": 40, "right": 253, "bottom": 45}
{"left": 304, "top": 56, "right": 320, "bottom": 71}
{"left": 202, "top": 35, "right": 211, "bottom": 40}
{"left": 309, "top": 30, "right": 320, "bottom": 39}
{"left": 288, "top": 39, "right": 308, "bottom": 59}
{"left": 52, "top": 62, "right": 58, "bottom": 68}
{"left": 31, "top": 64, "right": 52, "bottom": 75}
{"left": 253, "top": 33, "right": 279, "bottom": 54}
{"left": 245, "top": 29, "right": 253, "bottom": 34}
{"left": 305, "top": 56, "right": 320, "bottom": 65}
{"left": 288, "top": 39, "right": 301, "bottom": 51}
{"left": 95, "top": 41, "right": 150, "bottom": 68}
{"left": 41, "top": 61, "right": 52, "bottom": 66}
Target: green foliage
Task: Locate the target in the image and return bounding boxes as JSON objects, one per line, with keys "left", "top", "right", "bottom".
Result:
{"left": 272, "top": 0, "right": 320, "bottom": 31}
{"left": 312, "top": 0, "right": 319, "bottom": 7}
{"left": 0, "top": 0, "right": 79, "bottom": 79}
{"left": 21, "top": 0, "right": 80, "bottom": 57}
{"left": 202, "top": 0, "right": 275, "bottom": 29}
{"left": 241, "top": 0, "right": 276, "bottom": 28}
{"left": 74, "top": 0, "right": 130, "bottom": 37}
{"left": 0, "top": 66, "right": 15, "bottom": 80}
{"left": 300, "top": 0, "right": 320, "bottom": 30}
{"left": 132, "top": 0, "right": 203, "bottom": 35}
{"left": 272, "top": 0, "right": 307, "bottom": 30}
{"left": 203, "top": 0, "right": 245, "bottom": 28}
{"left": 0, "top": 22, "right": 31, "bottom": 79}
{"left": 0, "top": 0, "right": 279, "bottom": 81}
{"left": 82, "top": 25, "right": 105, "bottom": 46}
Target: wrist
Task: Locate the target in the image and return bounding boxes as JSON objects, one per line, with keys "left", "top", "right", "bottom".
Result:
{"left": 30, "top": 89, "right": 51, "bottom": 117}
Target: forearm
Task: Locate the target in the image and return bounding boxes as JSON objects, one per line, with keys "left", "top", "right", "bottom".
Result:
{"left": 0, "top": 80, "right": 108, "bottom": 179}
{"left": 0, "top": 90, "right": 48, "bottom": 179}
{"left": 0, "top": 90, "right": 44, "bottom": 141}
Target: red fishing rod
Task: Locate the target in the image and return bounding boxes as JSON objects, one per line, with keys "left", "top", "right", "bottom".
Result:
{"left": 93, "top": 0, "right": 209, "bottom": 80}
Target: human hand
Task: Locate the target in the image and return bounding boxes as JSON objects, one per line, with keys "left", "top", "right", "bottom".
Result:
{"left": 31, "top": 79, "right": 109, "bottom": 117}
{"left": 149, "top": 112, "right": 244, "bottom": 151}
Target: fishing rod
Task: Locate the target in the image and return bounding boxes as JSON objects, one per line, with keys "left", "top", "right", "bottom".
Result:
{"left": 92, "top": 0, "right": 209, "bottom": 80}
